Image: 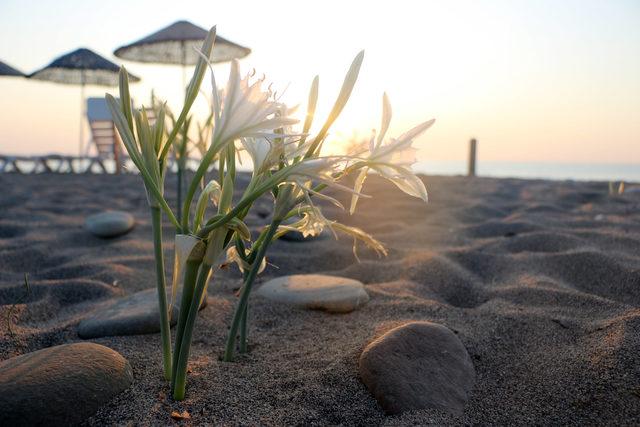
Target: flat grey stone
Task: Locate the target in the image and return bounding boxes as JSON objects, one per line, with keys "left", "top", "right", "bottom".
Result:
{"left": 0, "top": 342, "right": 133, "bottom": 426}
{"left": 78, "top": 288, "right": 206, "bottom": 338}
{"left": 256, "top": 274, "right": 369, "bottom": 313}
{"left": 85, "top": 210, "right": 135, "bottom": 238}
{"left": 359, "top": 321, "right": 475, "bottom": 415}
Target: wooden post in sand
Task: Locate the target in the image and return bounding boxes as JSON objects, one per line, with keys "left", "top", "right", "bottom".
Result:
{"left": 467, "top": 138, "right": 477, "bottom": 177}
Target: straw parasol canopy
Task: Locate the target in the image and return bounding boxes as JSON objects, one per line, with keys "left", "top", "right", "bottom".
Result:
{"left": 30, "top": 48, "right": 140, "bottom": 155}
{"left": 114, "top": 20, "right": 251, "bottom": 66}
{"left": 0, "top": 59, "right": 25, "bottom": 77}
{"left": 30, "top": 48, "right": 139, "bottom": 86}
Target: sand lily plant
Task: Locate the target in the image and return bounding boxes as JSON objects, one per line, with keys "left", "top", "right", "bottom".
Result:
{"left": 107, "top": 25, "right": 434, "bottom": 400}
{"left": 106, "top": 27, "right": 216, "bottom": 381}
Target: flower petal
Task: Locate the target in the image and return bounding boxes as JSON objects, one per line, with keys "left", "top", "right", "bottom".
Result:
{"left": 375, "top": 92, "right": 392, "bottom": 149}
{"left": 373, "top": 164, "right": 428, "bottom": 202}
{"left": 349, "top": 168, "right": 369, "bottom": 214}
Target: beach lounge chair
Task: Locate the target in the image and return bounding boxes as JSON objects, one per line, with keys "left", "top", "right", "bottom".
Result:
{"left": 86, "top": 97, "right": 124, "bottom": 173}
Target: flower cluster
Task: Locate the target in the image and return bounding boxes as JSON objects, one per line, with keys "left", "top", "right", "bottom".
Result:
{"left": 107, "top": 25, "right": 434, "bottom": 401}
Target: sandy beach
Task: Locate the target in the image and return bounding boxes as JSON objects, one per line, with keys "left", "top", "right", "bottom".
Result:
{"left": 1, "top": 172, "right": 639, "bottom": 425}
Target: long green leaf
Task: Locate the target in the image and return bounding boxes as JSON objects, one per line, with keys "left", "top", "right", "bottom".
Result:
{"left": 106, "top": 94, "right": 142, "bottom": 166}
{"left": 118, "top": 67, "right": 134, "bottom": 132}
{"left": 305, "top": 51, "right": 364, "bottom": 157}
{"left": 154, "top": 106, "right": 166, "bottom": 154}
{"left": 161, "top": 26, "right": 217, "bottom": 159}
{"left": 106, "top": 95, "right": 179, "bottom": 228}
{"left": 218, "top": 173, "right": 234, "bottom": 214}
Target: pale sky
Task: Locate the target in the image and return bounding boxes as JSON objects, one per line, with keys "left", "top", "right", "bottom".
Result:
{"left": 0, "top": 0, "right": 638, "bottom": 164}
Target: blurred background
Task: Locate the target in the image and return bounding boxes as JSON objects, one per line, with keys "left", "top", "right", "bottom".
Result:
{"left": 0, "top": 0, "right": 638, "bottom": 180}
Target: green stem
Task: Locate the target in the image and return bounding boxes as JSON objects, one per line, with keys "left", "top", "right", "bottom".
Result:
{"left": 197, "top": 166, "right": 294, "bottom": 238}
{"left": 171, "top": 258, "right": 201, "bottom": 391}
{"left": 181, "top": 141, "right": 222, "bottom": 232}
{"left": 177, "top": 166, "right": 183, "bottom": 224}
{"left": 147, "top": 182, "right": 180, "bottom": 231}
{"left": 198, "top": 201, "right": 250, "bottom": 238}
{"left": 172, "top": 263, "right": 211, "bottom": 400}
{"left": 223, "top": 221, "right": 280, "bottom": 362}
{"left": 239, "top": 271, "right": 249, "bottom": 353}
{"left": 150, "top": 207, "right": 172, "bottom": 380}
{"left": 239, "top": 303, "right": 248, "bottom": 353}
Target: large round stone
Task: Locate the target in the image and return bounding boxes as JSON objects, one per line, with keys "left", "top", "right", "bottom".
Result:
{"left": 78, "top": 288, "right": 207, "bottom": 338}
{"left": 256, "top": 274, "right": 369, "bottom": 313}
{"left": 359, "top": 321, "right": 475, "bottom": 415}
{"left": 0, "top": 342, "right": 133, "bottom": 426}
{"left": 85, "top": 210, "right": 135, "bottom": 238}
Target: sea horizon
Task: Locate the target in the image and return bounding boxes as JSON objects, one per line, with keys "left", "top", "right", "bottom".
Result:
{"left": 413, "top": 160, "right": 640, "bottom": 183}
{"left": 2, "top": 154, "right": 637, "bottom": 183}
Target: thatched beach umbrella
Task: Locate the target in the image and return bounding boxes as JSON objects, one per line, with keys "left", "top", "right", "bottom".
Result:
{"left": 115, "top": 21, "right": 250, "bottom": 220}
{"left": 114, "top": 20, "right": 251, "bottom": 88}
{"left": 30, "top": 48, "right": 140, "bottom": 155}
{"left": 0, "top": 59, "right": 25, "bottom": 77}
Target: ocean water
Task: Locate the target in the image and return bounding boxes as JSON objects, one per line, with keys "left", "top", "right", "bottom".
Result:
{"left": 9, "top": 157, "right": 636, "bottom": 183}
{"left": 413, "top": 161, "right": 640, "bottom": 183}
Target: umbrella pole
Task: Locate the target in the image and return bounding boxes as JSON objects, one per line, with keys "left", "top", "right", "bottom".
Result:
{"left": 79, "top": 82, "right": 85, "bottom": 158}
{"left": 176, "top": 43, "right": 187, "bottom": 223}
{"left": 182, "top": 63, "right": 187, "bottom": 94}
{"left": 181, "top": 40, "right": 188, "bottom": 96}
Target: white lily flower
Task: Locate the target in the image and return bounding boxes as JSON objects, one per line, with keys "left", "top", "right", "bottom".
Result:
{"left": 239, "top": 135, "right": 300, "bottom": 175}
{"left": 266, "top": 155, "right": 370, "bottom": 224}
{"left": 350, "top": 93, "right": 434, "bottom": 213}
{"left": 289, "top": 157, "right": 340, "bottom": 179}
{"left": 278, "top": 204, "right": 334, "bottom": 238}
{"left": 240, "top": 137, "right": 274, "bottom": 174}
{"left": 286, "top": 157, "right": 371, "bottom": 202}
{"left": 370, "top": 120, "right": 435, "bottom": 166}
{"left": 212, "top": 60, "right": 299, "bottom": 145}
{"left": 276, "top": 204, "right": 386, "bottom": 261}
{"left": 371, "top": 163, "right": 429, "bottom": 201}
{"left": 295, "top": 213, "right": 326, "bottom": 237}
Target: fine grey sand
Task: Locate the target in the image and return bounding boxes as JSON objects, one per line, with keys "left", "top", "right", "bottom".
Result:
{"left": 1, "top": 172, "right": 639, "bottom": 425}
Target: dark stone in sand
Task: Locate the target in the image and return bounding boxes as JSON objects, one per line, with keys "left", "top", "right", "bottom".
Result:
{"left": 280, "top": 229, "right": 324, "bottom": 242}
{"left": 255, "top": 204, "right": 272, "bottom": 219}
{"left": 257, "top": 274, "right": 369, "bottom": 313}
{"left": 78, "top": 288, "right": 206, "bottom": 338}
{"left": 624, "top": 186, "right": 640, "bottom": 194}
{"left": 85, "top": 210, "right": 135, "bottom": 238}
{"left": 280, "top": 231, "right": 322, "bottom": 242}
{"left": 0, "top": 342, "right": 133, "bottom": 426}
{"left": 359, "top": 321, "right": 475, "bottom": 415}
